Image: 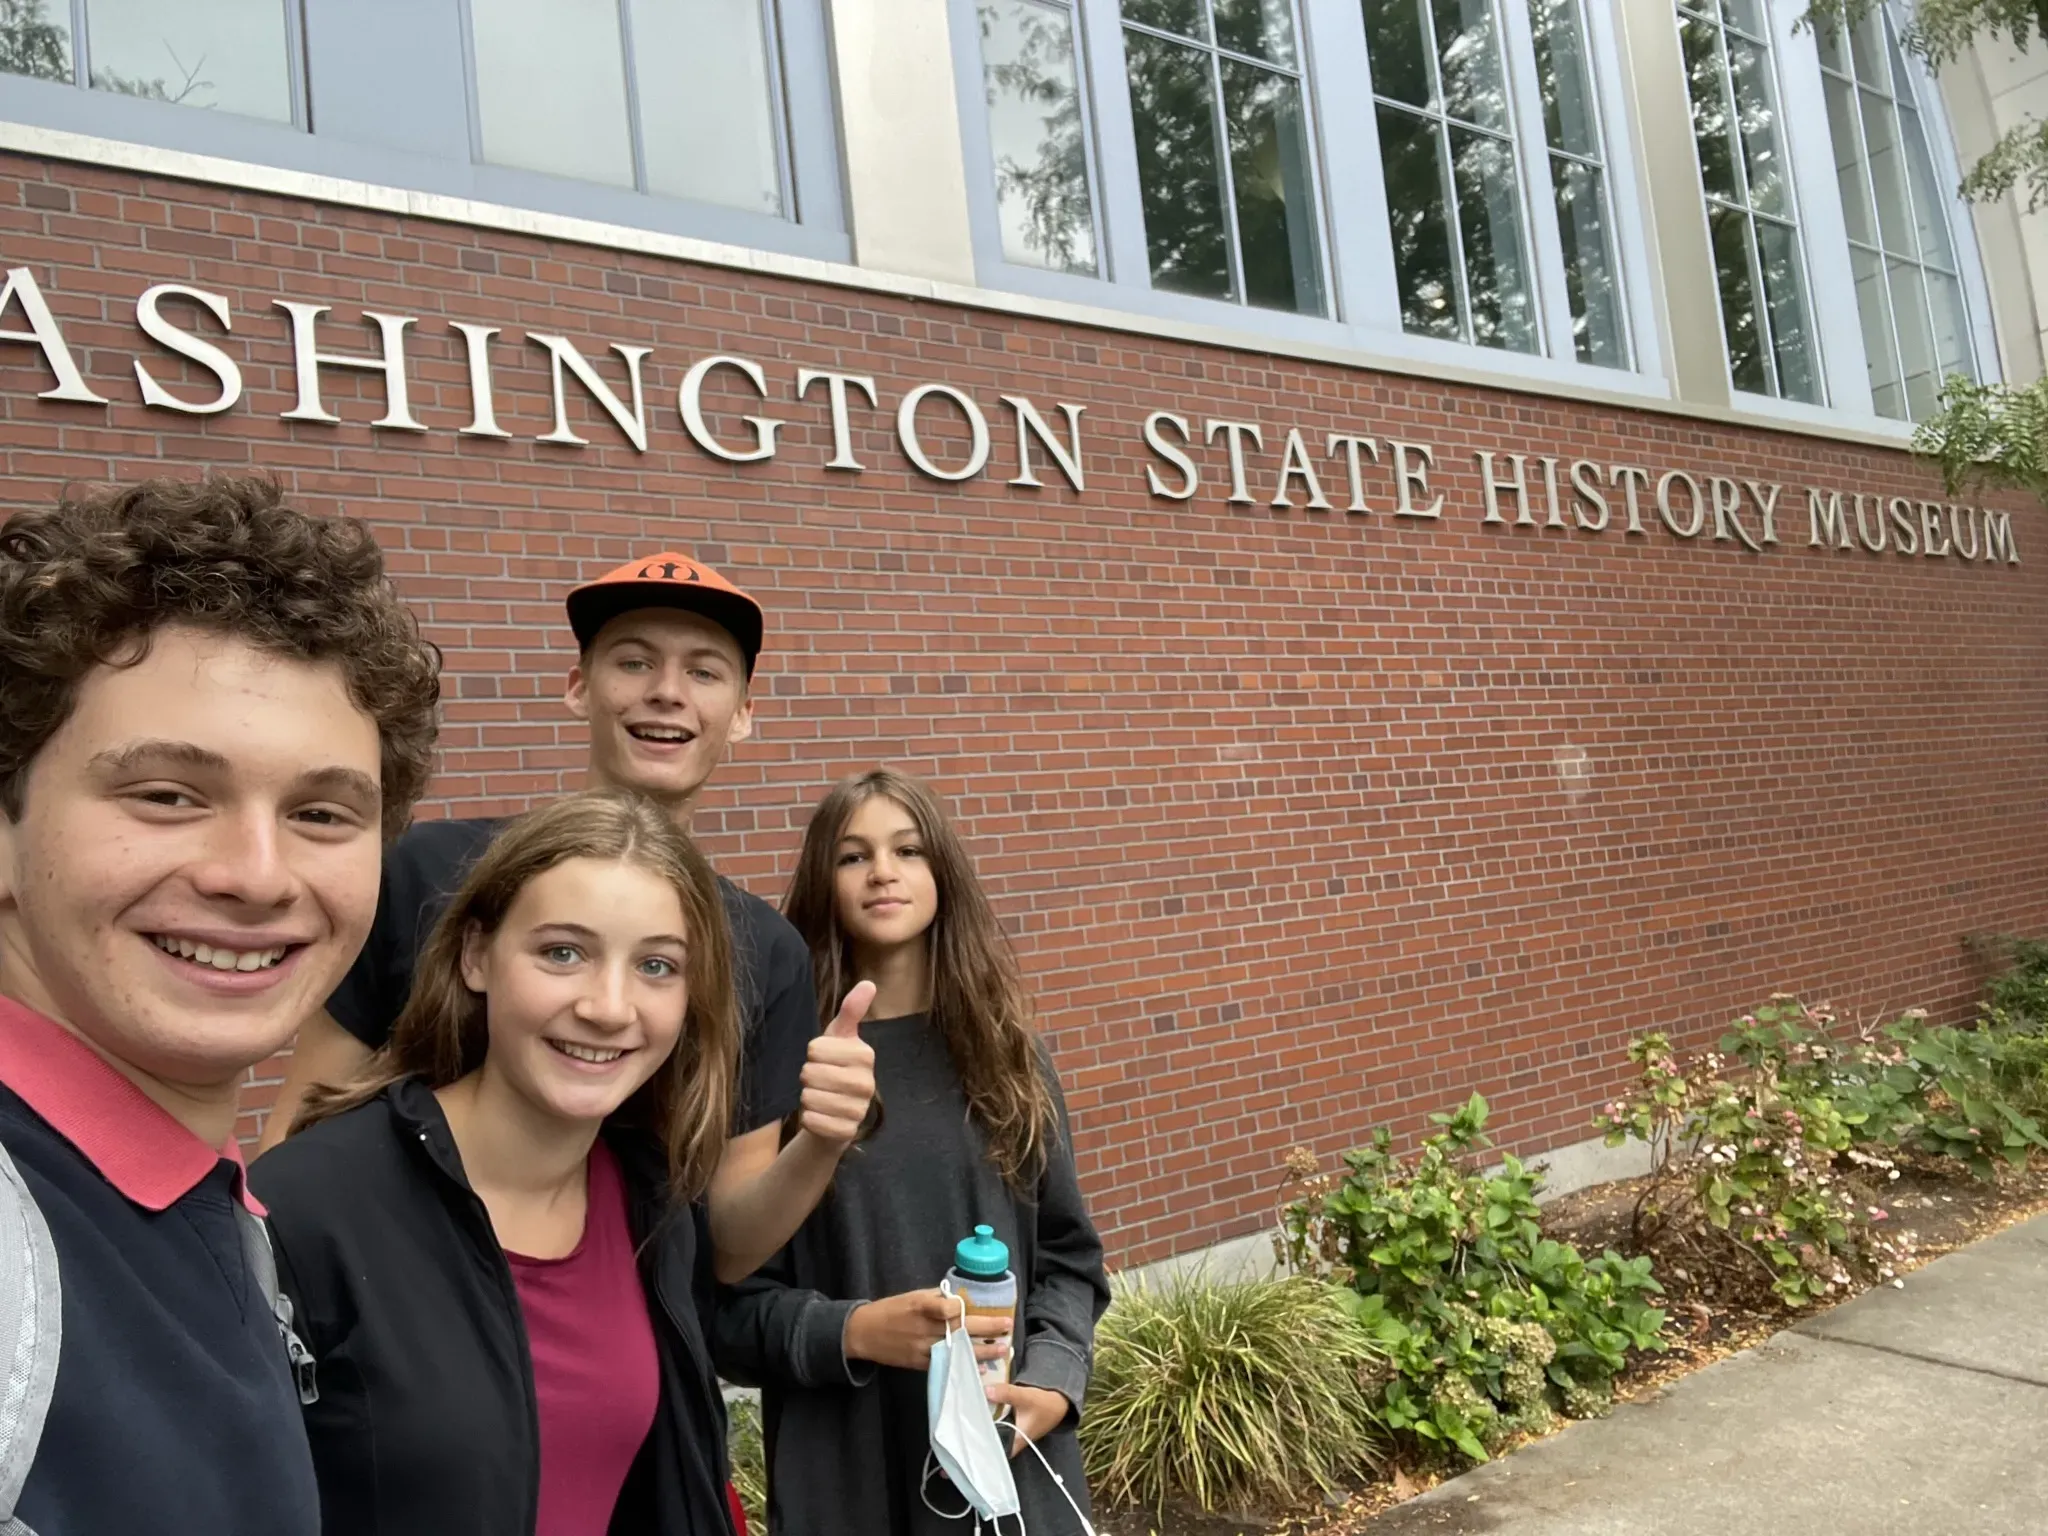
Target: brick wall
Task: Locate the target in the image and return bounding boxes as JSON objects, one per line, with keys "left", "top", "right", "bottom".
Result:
{"left": 2, "top": 153, "right": 2044, "bottom": 1266}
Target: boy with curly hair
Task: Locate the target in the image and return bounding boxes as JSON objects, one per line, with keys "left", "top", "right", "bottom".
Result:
{"left": 0, "top": 475, "right": 440, "bottom": 1535}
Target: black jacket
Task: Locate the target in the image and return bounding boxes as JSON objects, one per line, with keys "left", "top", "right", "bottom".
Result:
{"left": 249, "top": 1078, "right": 735, "bottom": 1536}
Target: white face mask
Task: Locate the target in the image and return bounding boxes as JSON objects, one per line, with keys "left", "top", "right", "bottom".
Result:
{"left": 925, "top": 1283, "right": 1023, "bottom": 1526}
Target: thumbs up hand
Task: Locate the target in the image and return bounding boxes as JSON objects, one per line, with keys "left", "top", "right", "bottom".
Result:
{"left": 798, "top": 980, "right": 878, "bottom": 1146}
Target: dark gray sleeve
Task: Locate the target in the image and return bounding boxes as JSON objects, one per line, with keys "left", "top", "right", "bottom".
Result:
{"left": 713, "top": 1250, "right": 876, "bottom": 1392}
{"left": 1012, "top": 1064, "right": 1110, "bottom": 1417}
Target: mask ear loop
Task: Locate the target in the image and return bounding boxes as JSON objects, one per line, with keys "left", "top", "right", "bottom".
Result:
{"left": 996, "top": 1420, "right": 1099, "bottom": 1536}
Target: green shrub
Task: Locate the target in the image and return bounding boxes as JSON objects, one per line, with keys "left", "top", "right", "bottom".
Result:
{"left": 1598, "top": 1009, "right": 1907, "bottom": 1308}
{"left": 727, "top": 1394, "right": 767, "bottom": 1531}
{"left": 1279, "top": 1095, "right": 1665, "bottom": 1465}
{"left": 1980, "top": 935, "right": 2048, "bottom": 1025}
{"left": 1080, "top": 1273, "right": 1386, "bottom": 1513}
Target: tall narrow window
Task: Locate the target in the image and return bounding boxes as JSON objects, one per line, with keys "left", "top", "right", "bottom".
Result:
{"left": 1527, "top": 0, "right": 1626, "bottom": 366}
{"left": 977, "top": 0, "right": 1099, "bottom": 274}
{"left": 1363, "top": 0, "right": 1539, "bottom": 353}
{"left": 0, "top": 0, "right": 296, "bottom": 123}
{"left": 468, "top": 0, "right": 787, "bottom": 216}
{"left": 1120, "top": 0, "right": 1327, "bottom": 314}
{"left": 1816, "top": 7, "right": 1976, "bottom": 419}
{"left": 1676, "top": 0, "right": 1820, "bottom": 402}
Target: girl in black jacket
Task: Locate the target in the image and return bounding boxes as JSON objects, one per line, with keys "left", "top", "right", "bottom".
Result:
{"left": 253, "top": 791, "right": 864, "bottom": 1536}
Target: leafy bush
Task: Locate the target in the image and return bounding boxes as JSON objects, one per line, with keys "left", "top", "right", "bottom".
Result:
{"left": 1597, "top": 1009, "right": 1910, "bottom": 1308}
{"left": 1278, "top": 1095, "right": 1665, "bottom": 1464}
{"left": 1977, "top": 934, "right": 2048, "bottom": 1027}
{"left": 1080, "top": 1273, "right": 1386, "bottom": 1514}
{"left": 727, "top": 1394, "right": 767, "bottom": 1532}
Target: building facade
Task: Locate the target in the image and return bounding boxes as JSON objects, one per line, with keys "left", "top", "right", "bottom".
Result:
{"left": 0, "top": 0, "right": 2042, "bottom": 1265}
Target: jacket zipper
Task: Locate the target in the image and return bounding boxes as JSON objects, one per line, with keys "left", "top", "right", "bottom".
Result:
{"left": 419, "top": 1127, "right": 546, "bottom": 1536}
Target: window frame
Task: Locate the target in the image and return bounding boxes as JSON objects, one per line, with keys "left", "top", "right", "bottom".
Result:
{"left": 0, "top": 0, "right": 847, "bottom": 262}
{"left": 950, "top": 0, "right": 1670, "bottom": 392}
{"left": 23, "top": 0, "right": 313, "bottom": 129}
{"left": 455, "top": 0, "right": 801, "bottom": 222}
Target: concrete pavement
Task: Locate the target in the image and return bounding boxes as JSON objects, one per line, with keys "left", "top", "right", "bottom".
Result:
{"left": 1366, "top": 1211, "right": 2048, "bottom": 1535}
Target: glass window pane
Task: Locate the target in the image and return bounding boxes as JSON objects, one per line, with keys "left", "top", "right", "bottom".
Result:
{"left": 1377, "top": 103, "right": 1462, "bottom": 338}
{"left": 1449, "top": 124, "right": 1537, "bottom": 351}
{"left": 1362, "top": 0, "right": 1433, "bottom": 108}
{"left": 1927, "top": 269, "right": 1972, "bottom": 379}
{"left": 473, "top": 0, "right": 634, "bottom": 187}
{"left": 1824, "top": 73, "right": 1875, "bottom": 247}
{"left": 1725, "top": 35, "right": 1788, "bottom": 216}
{"left": 1219, "top": 57, "right": 1323, "bottom": 313}
{"left": 1898, "top": 102, "right": 1958, "bottom": 269}
{"left": 1858, "top": 88, "right": 1916, "bottom": 257}
{"left": 632, "top": 0, "right": 781, "bottom": 214}
{"left": 1755, "top": 217, "right": 1817, "bottom": 402}
{"left": 1527, "top": 0, "right": 1598, "bottom": 159}
{"left": 1887, "top": 259, "right": 1937, "bottom": 417}
{"left": 1553, "top": 155, "right": 1624, "bottom": 366}
{"left": 980, "top": 0, "right": 1097, "bottom": 273}
{"left": 1124, "top": 27, "right": 1232, "bottom": 298}
{"left": 1681, "top": 17, "right": 1740, "bottom": 204}
{"left": 1814, "top": 18, "right": 1847, "bottom": 76}
{"left": 1432, "top": 0, "right": 1509, "bottom": 133}
{"left": 1848, "top": 9, "right": 1886, "bottom": 87}
{"left": 1720, "top": 0, "right": 1768, "bottom": 39}
{"left": 87, "top": 0, "right": 292, "bottom": 122}
{"left": 1212, "top": 0, "right": 1296, "bottom": 66}
{"left": 0, "top": 0, "right": 72, "bottom": 84}
{"left": 1122, "top": 0, "right": 1207, "bottom": 40}
{"left": 1709, "top": 202, "right": 1768, "bottom": 394}
{"left": 1849, "top": 244, "right": 1904, "bottom": 418}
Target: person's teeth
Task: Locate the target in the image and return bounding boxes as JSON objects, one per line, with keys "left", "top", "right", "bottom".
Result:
{"left": 154, "top": 937, "right": 287, "bottom": 971}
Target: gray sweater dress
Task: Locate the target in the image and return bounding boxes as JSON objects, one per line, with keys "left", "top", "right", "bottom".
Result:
{"left": 714, "top": 1013, "right": 1111, "bottom": 1535}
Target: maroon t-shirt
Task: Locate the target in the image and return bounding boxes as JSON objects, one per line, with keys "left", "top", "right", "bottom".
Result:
{"left": 507, "top": 1140, "right": 660, "bottom": 1536}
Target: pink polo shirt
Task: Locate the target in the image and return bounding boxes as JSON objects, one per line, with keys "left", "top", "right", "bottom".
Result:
{"left": 506, "top": 1138, "right": 661, "bottom": 1536}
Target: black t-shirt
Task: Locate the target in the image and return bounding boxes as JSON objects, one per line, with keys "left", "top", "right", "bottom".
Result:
{"left": 326, "top": 816, "right": 814, "bottom": 1135}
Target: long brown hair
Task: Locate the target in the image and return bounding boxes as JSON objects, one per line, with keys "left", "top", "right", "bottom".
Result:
{"left": 784, "top": 769, "right": 1056, "bottom": 1191}
{"left": 296, "top": 791, "right": 738, "bottom": 1199}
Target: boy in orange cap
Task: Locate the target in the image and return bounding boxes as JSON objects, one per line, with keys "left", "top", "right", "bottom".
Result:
{"left": 261, "top": 553, "right": 875, "bottom": 1286}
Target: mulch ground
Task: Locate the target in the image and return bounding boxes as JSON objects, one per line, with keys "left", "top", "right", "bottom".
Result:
{"left": 1094, "top": 1156, "right": 2048, "bottom": 1536}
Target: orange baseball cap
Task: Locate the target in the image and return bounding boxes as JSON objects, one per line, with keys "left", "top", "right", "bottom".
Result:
{"left": 565, "top": 552, "right": 765, "bottom": 674}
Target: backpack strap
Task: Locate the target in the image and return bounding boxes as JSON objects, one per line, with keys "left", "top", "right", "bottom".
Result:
{"left": 233, "top": 1206, "right": 318, "bottom": 1407}
{"left": 0, "top": 1140, "right": 60, "bottom": 1531}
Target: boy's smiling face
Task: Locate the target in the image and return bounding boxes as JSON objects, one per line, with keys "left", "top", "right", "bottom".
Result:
{"left": 0, "top": 625, "right": 386, "bottom": 1100}
{"left": 566, "top": 607, "right": 754, "bottom": 809}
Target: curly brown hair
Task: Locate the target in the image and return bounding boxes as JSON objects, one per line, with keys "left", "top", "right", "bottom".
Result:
{"left": 0, "top": 475, "right": 441, "bottom": 839}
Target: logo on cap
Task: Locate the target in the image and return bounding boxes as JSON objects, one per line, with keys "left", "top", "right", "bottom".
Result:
{"left": 636, "top": 560, "right": 701, "bottom": 582}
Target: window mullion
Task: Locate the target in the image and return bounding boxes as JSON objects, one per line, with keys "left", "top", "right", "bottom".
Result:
{"left": 1087, "top": 0, "right": 1156, "bottom": 288}
{"left": 1203, "top": 15, "right": 1246, "bottom": 303}
{"left": 1843, "top": 51, "right": 1908, "bottom": 406}
{"left": 1499, "top": 0, "right": 1568, "bottom": 360}
{"left": 1304, "top": 0, "right": 1400, "bottom": 327}
{"left": 70, "top": 0, "right": 88, "bottom": 88}
{"left": 615, "top": 0, "right": 649, "bottom": 193}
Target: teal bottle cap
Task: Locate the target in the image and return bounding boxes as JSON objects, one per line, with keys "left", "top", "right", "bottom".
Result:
{"left": 954, "top": 1224, "right": 1009, "bottom": 1278}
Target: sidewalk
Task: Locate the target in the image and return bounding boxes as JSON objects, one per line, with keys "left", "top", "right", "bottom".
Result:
{"left": 1367, "top": 1212, "right": 2048, "bottom": 1535}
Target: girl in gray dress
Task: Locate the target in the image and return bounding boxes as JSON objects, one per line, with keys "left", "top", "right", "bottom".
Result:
{"left": 715, "top": 769, "right": 1109, "bottom": 1534}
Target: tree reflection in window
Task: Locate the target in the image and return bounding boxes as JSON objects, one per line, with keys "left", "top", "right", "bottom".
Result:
{"left": 1363, "top": 0, "right": 1538, "bottom": 353}
{"left": 1676, "top": 0, "right": 1819, "bottom": 403}
{"left": 1121, "top": 0, "right": 1327, "bottom": 314}
{"left": 1815, "top": 6, "right": 1975, "bottom": 420}
{"left": 1528, "top": 0, "right": 1627, "bottom": 366}
{"left": 0, "top": 0, "right": 295, "bottom": 121}
{"left": 979, "top": 0, "right": 1099, "bottom": 274}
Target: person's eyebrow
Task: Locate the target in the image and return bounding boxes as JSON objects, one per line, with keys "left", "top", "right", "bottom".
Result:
{"left": 88, "top": 739, "right": 231, "bottom": 776}
{"left": 532, "top": 922, "right": 691, "bottom": 949}
{"left": 88, "top": 741, "right": 379, "bottom": 806}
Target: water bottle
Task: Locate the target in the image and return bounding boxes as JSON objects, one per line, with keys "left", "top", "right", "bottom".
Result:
{"left": 945, "top": 1224, "right": 1017, "bottom": 1391}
